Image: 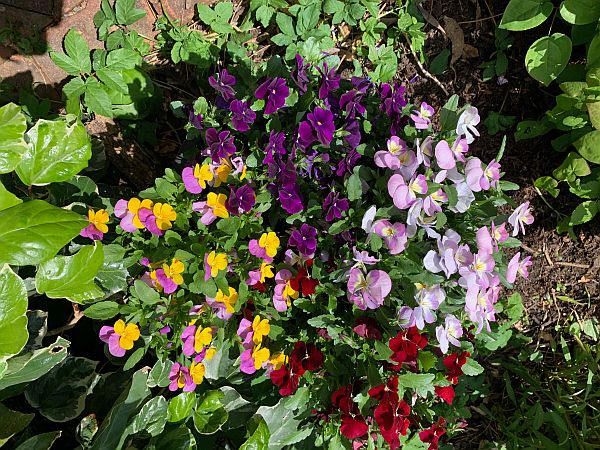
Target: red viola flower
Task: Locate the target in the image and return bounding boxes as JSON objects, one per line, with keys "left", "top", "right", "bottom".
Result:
{"left": 290, "top": 341, "right": 325, "bottom": 373}
{"left": 434, "top": 385, "right": 455, "bottom": 405}
{"left": 331, "top": 384, "right": 356, "bottom": 415}
{"left": 389, "top": 331, "right": 418, "bottom": 365}
{"left": 270, "top": 365, "right": 299, "bottom": 396}
{"left": 407, "top": 326, "right": 428, "bottom": 349}
{"left": 368, "top": 376, "right": 398, "bottom": 401}
{"left": 443, "top": 351, "right": 470, "bottom": 385}
{"left": 373, "top": 400, "right": 411, "bottom": 450}
{"left": 353, "top": 317, "right": 383, "bottom": 340}
{"left": 251, "top": 281, "right": 267, "bottom": 292}
{"left": 419, "top": 417, "right": 446, "bottom": 450}
{"left": 340, "top": 414, "right": 369, "bottom": 439}
{"left": 289, "top": 267, "right": 319, "bottom": 296}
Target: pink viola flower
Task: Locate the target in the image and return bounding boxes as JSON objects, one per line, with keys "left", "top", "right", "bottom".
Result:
{"left": 465, "top": 283, "right": 498, "bottom": 333}
{"left": 423, "top": 189, "right": 448, "bottom": 216}
{"left": 388, "top": 174, "right": 428, "bottom": 210}
{"left": 482, "top": 160, "right": 501, "bottom": 189}
{"left": 237, "top": 318, "right": 255, "bottom": 349}
{"left": 239, "top": 344, "right": 270, "bottom": 374}
{"left": 374, "top": 136, "right": 415, "bottom": 171}
{"left": 436, "top": 314, "right": 463, "bottom": 354}
{"left": 434, "top": 139, "right": 469, "bottom": 170}
{"left": 284, "top": 249, "right": 312, "bottom": 267}
{"left": 399, "top": 284, "right": 445, "bottom": 330}
{"left": 182, "top": 163, "right": 214, "bottom": 194}
{"left": 411, "top": 102, "right": 435, "bottom": 129}
{"left": 424, "top": 230, "right": 473, "bottom": 278}
{"left": 456, "top": 106, "right": 481, "bottom": 144}
{"left": 273, "top": 269, "right": 299, "bottom": 312}
{"left": 114, "top": 198, "right": 154, "bottom": 232}
{"left": 416, "top": 136, "right": 433, "bottom": 167}
{"left": 373, "top": 220, "right": 408, "bottom": 255}
{"left": 352, "top": 247, "right": 380, "bottom": 268}
{"left": 347, "top": 268, "right": 392, "bottom": 310}
{"left": 492, "top": 222, "right": 509, "bottom": 246}
{"left": 508, "top": 201, "right": 534, "bottom": 236}
{"left": 80, "top": 209, "right": 109, "bottom": 240}
{"left": 465, "top": 158, "right": 487, "bottom": 193}
{"left": 169, "top": 362, "right": 195, "bottom": 392}
{"left": 180, "top": 325, "right": 213, "bottom": 357}
{"left": 99, "top": 320, "right": 140, "bottom": 357}
{"left": 506, "top": 252, "right": 532, "bottom": 283}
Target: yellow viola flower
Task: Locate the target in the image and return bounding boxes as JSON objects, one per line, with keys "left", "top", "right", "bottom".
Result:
{"left": 240, "top": 165, "right": 247, "bottom": 180}
{"left": 206, "top": 192, "right": 229, "bottom": 219}
{"left": 162, "top": 258, "right": 184, "bottom": 285}
{"left": 114, "top": 319, "right": 140, "bottom": 350}
{"left": 149, "top": 270, "right": 163, "bottom": 292}
{"left": 88, "top": 209, "right": 109, "bottom": 233}
{"left": 205, "top": 347, "right": 217, "bottom": 360}
{"left": 269, "top": 352, "right": 288, "bottom": 371}
{"left": 193, "top": 326, "right": 213, "bottom": 353}
{"left": 128, "top": 198, "right": 154, "bottom": 229}
{"left": 259, "top": 262, "right": 275, "bottom": 283}
{"left": 283, "top": 282, "right": 299, "bottom": 303}
{"left": 252, "top": 344, "right": 270, "bottom": 370}
{"left": 258, "top": 232, "right": 280, "bottom": 258}
{"left": 207, "top": 251, "right": 228, "bottom": 277}
{"left": 189, "top": 361, "right": 205, "bottom": 385}
{"left": 194, "top": 163, "right": 214, "bottom": 189}
{"left": 214, "top": 163, "right": 231, "bottom": 187}
{"left": 153, "top": 203, "right": 177, "bottom": 230}
{"left": 252, "top": 315, "right": 270, "bottom": 344}
{"left": 215, "top": 287, "right": 238, "bottom": 313}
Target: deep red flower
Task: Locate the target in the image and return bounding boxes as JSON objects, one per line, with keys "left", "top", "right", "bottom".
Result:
{"left": 353, "top": 317, "right": 383, "bottom": 340}
{"left": 290, "top": 341, "right": 324, "bottom": 373}
{"left": 251, "top": 281, "right": 266, "bottom": 292}
{"left": 340, "top": 414, "right": 368, "bottom": 439}
{"left": 434, "top": 385, "right": 455, "bottom": 405}
{"left": 368, "top": 376, "right": 398, "bottom": 401}
{"left": 443, "top": 351, "right": 470, "bottom": 385}
{"left": 373, "top": 399, "right": 411, "bottom": 450}
{"left": 289, "top": 267, "right": 319, "bottom": 296}
{"left": 419, "top": 417, "right": 446, "bottom": 450}
{"left": 331, "top": 384, "right": 356, "bottom": 415}
{"left": 270, "top": 366, "right": 299, "bottom": 396}
{"left": 407, "top": 326, "right": 428, "bottom": 349}
{"left": 389, "top": 331, "right": 418, "bottom": 365}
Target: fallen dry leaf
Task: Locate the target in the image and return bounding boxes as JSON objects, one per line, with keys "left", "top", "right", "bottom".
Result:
{"left": 463, "top": 43, "right": 479, "bottom": 58}
{"left": 443, "top": 16, "right": 464, "bottom": 66}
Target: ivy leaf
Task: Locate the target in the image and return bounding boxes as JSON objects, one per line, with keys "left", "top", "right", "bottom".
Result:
{"left": 126, "top": 396, "right": 168, "bottom": 437}
{"left": 240, "top": 418, "right": 270, "bottom": 450}
{"left": 0, "top": 403, "right": 34, "bottom": 444}
{"left": 0, "top": 265, "right": 28, "bottom": 358}
{"left": 168, "top": 392, "right": 197, "bottom": 423}
{"left": 397, "top": 373, "right": 435, "bottom": 397}
{"left": 575, "top": 130, "right": 600, "bottom": 164}
{"left": 0, "top": 103, "right": 27, "bottom": 174}
{"left": 63, "top": 29, "right": 91, "bottom": 74}
{"left": 255, "top": 398, "right": 313, "bottom": 449}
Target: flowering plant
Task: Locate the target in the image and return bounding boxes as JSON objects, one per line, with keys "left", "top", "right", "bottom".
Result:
{"left": 88, "top": 55, "right": 532, "bottom": 448}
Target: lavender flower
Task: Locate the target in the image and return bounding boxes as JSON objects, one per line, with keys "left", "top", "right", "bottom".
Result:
{"left": 373, "top": 220, "right": 408, "bottom": 255}
{"left": 347, "top": 267, "right": 392, "bottom": 310}
{"left": 456, "top": 106, "right": 481, "bottom": 144}
{"left": 411, "top": 102, "right": 435, "bottom": 129}
{"left": 508, "top": 202, "right": 534, "bottom": 236}
{"left": 255, "top": 77, "right": 289, "bottom": 114}
{"left": 436, "top": 315, "right": 463, "bottom": 354}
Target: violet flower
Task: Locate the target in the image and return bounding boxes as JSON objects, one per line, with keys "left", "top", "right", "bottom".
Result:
{"left": 208, "top": 69, "right": 237, "bottom": 102}
{"left": 273, "top": 269, "right": 298, "bottom": 312}
{"left": 255, "top": 77, "right": 289, "bottom": 114}
{"left": 387, "top": 174, "right": 428, "bottom": 210}
{"left": 288, "top": 223, "right": 317, "bottom": 256}
{"left": 508, "top": 201, "right": 534, "bottom": 236}
{"left": 424, "top": 229, "right": 473, "bottom": 278}
{"left": 347, "top": 267, "right": 392, "bottom": 310}
{"left": 183, "top": 104, "right": 203, "bottom": 130}
{"left": 279, "top": 183, "right": 303, "bottom": 214}
{"left": 434, "top": 139, "right": 469, "bottom": 170}
{"left": 423, "top": 189, "right": 448, "bottom": 216}
{"left": 230, "top": 100, "right": 256, "bottom": 132}
{"left": 205, "top": 128, "right": 236, "bottom": 163}
{"left": 291, "top": 54, "right": 310, "bottom": 94}
{"left": 323, "top": 191, "right": 349, "bottom": 222}
{"left": 317, "top": 62, "right": 340, "bottom": 99}
{"left": 169, "top": 362, "right": 195, "bottom": 392}
{"left": 299, "top": 107, "right": 336, "bottom": 147}
{"left": 436, "top": 314, "right": 463, "bottom": 354}
{"left": 374, "top": 136, "right": 414, "bottom": 171}
{"left": 339, "top": 89, "right": 366, "bottom": 119}
{"left": 226, "top": 184, "right": 256, "bottom": 216}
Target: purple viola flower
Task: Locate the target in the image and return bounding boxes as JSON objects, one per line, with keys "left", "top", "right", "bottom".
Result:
{"left": 465, "top": 282, "right": 498, "bottom": 334}
{"left": 291, "top": 54, "right": 310, "bottom": 94}
{"left": 236, "top": 318, "right": 254, "bottom": 349}
{"left": 423, "top": 229, "right": 473, "bottom": 278}
{"left": 436, "top": 314, "right": 463, "bottom": 354}
{"left": 434, "top": 139, "right": 469, "bottom": 170}
{"left": 205, "top": 296, "right": 233, "bottom": 321}
{"left": 506, "top": 252, "right": 532, "bottom": 283}
{"left": 255, "top": 77, "right": 289, "bottom": 114}
{"left": 352, "top": 247, "right": 380, "bottom": 267}
{"left": 508, "top": 201, "right": 534, "bottom": 236}
{"left": 342, "top": 119, "right": 361, "bottom": 151}
{"left": 351, "top": 76, "right": 372, "bottom": 93}
{"left": 339, "top": 89, "right": 366, "bottom": 119}
{"left": 387, "top": 174, "right": 428, "bottom": 210}
{"left": 336, "top": 148, "right": 361, "bottom": 176}
{"left": 288, "top": 223, "right": 317, "bottom": 256}
{"left": 279, "top": 183, "right": 303, "bottom": 214}
{"left": 411, "top": 102, "right": 435, "bottom": 129}
{"left": 169, "top": 362, "right": 195, "bottom": 392}
{"left": 263, "top": 131, "right": 287, "bottom": 166}
{"left": 482, "top": 160, "right": 501, "bottom": 190}
{"left": 372, "top": 220, "right": 408, "bottom": 255}
{"left": 347, "top": 267, "right": 392, "bottom": 310}
{"left": 380, "top": 82, "right": 407, "bottom": 116}
{"left": 239, "top": 348, "right": 257, "bottom": 374}
{"left": 317, "top": 62, "right": 340, "bottom": 99}
{"left": 226, "top": 184, "right": 256, "bottom": 215}
{"left": 183, "top": 104, "right": 203, "bottom": 130}
{"left": 208, "top": 69, "right": 237, "bottom": 102}
{"left": 323, "top": 191, "right": 349, "bottom": 222}
{"left": 230, "top": 100, "right": 256, "bottom": 132}
{"left": 299, "top": 107, "right": 336, "bottom": 147}
{"left": 205, "top": 128, "right": 236, "bottom": 163}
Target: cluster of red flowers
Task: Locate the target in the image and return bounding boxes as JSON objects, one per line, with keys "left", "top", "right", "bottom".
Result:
{"left": 443, "top": 351, "right": 470, "bottom": 384}
{"left": 368, "top": 376, "right": 411, "bottom": 450}
{"left": 419, "top": 417, "right": 447, "bottom": 450}
{"left": 331, "top": 384, "right": 369, "bottom": 440}
{"left": 270, "top": 341, "right": 324, "bottom": 395}
{"left": 387, "top": 326, "right": 428, "bottom": 371}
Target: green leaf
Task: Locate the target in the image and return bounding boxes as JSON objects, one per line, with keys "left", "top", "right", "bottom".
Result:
{"left": 50, "top": 51, "right": 81, "bottom": 76}
{"left": 123, "top": 347, "right": 145, "bottom": 371}
{"left": 559, "top": 0, "right": 600, "bottom": 24}
{"left": 193, "top": 390, "right": 228, "bottom": 434}
{"left": 0, "top": 265, "right": 28, "bottom": 359}
{"left": 574, "top": 130, "right": 600, "bottom": 163}
{"left": 13, "top": 431, "right": 62, "bottom": 450}
{"left": 553, "top": 152, "right": 591, "bottom": 181}
{"left": 126, "top": 396, "right": 168, "bottom": 437}
{"left": 106, "top": 48, "right": 140, "bottom": 69}
{"left": 588, "top": 32, "right": 600, "bottom": 69}
{"left": 534, "top": 176, "right": 560, "bottom": 197}
{"left": 84, "top": 301, "right": 120, "bottom": 320}
{"left": 397, "top": 373, "right": 435, "bottom": 397}
{"left": 16, "top": 117, "right": 92, "bottom": 186}
{"left": 147, "top": 359, "right": 173, "bottom": 388}
{"left": 461, "top": 357, "right": 484, "bottom": 376}
{"left": 148, "top": 425, "right": 196, "bottom": 449}
{"left": 96, "top": 246, "right": 129, "bottom": 295}
{"left": 132, "top": 279, "right": 161, "bottom": 304}
{"left": 0, "top": 337, "right": 69, "bottom": 391}
{"left": 25, "top": 356, "right": 98, "bottom": 422}
{"left": 276, "top": 13, "right": 296, "bottom": 37}
{"left": 515, "top": 119, "right": 552, "bottom": 140}
{"left": 0, "top": 402, "right": 34, "bottom": 444}
{"left": 63, "top": 77, "right": 86, "bottom": 98}
{"left": 0, "top": 103, "right": 27, "bottom": 174}
{"left": 168, "top": 392, "right": 196, "bottom": 422}
{"left": 255, "top": 398, "right": 313, "bottom": 449}
{"left": 0, "top": 181, "right": 21, "bottom": 212}
{"left": 84, "top": 80, "right": 114, "bottom": 118}
{"left": 240, "top": 418, "right": 270, "bottom": 450}
{"left": 36, "top": 242, "right": 104, "bottom": 303}
{"left": 97, "top": 68, "right": 128, "bottom": 94}
{"left": 346, "top": 172, "right": 362, "bottom": 201}
{"left": 115, "top": 0, "right": 146, "bottom": 25}
{"left": 439, "top": 94, "right": 460, "bottom": 131}
{"left": 525, "top": 33, "right": 572, "bottom": 87}
{"left": 569, "top": 200, "right": 599, "bottom": 225}
{"left": 499, "top": 0, "right": 553, "bottom": 31}
{"left": 0, "top": 200, "right": 86, "bottom": 266}
{"left": 429, "top": 48, "right": 450, "bottom": 75}
{"left": 587, "top": 101, "right": 600, "bottom": 130}
{"left": 63, "top": 29, "right": 91, "bottom": 74}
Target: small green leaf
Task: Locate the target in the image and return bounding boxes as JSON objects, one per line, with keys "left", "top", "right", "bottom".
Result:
{"left": 50, "top": 51, "right": 81, "bottom": 76}
{"left": 63, "top": 77, "right": 87, "bottom": 98}
{"left": 559, "top": 0, "right": 600, "bottom": 25}
{"left": 106, "top": 48, "right": 140, "bottom": 69}
{"left": 534, "top": 176, "right": 560, "bottom": 197}
{"left": 0, "top": 403, "right": 34, "bottom": 443}
{"left": 525, "top": 33, "right": 572, "bottom": 86}
{"left": 0, "top": 180, "right": 22, "bottom": 212}
{"left": 240, "top": 418, "right": 270, "bottom": 450}
{"left": 64, "top": 29, "right": 91, "bottom": 74}
{"left": 461, "top": 357, "right": 484, "bottom": 376}
{"left": 552, "top": 152, "right": 591, "bottom": 181}
{"left": 0, "top": 265, "right": 28, "bottom": 359}
{"left": 96, "top": 68, "right": 128, "bottom": 94}
{"left": 168, "top": 392, "right": 197, "bottom": 422}
{"left": 13, "top": 431, "right": 62, "bottom": 450}
{"left": 84, "top": 301, "right": 120, "bottom": 320}
{"left": 346, "top": 172, "right": 362, "bottom": 201}
{"left": 115, "top": 0, "right": 146, "bottom": 25}
{"left": 123, "top": 347, "right": 145, "bottom": 371}
{"left": 0, "top": 103, "right": 28, "bottom": 174}
{"left": 132, "top": 279, "right": 161, "bottom": 304}
{"left": 147, "top": 359, "right": 173, "bottom": 388}
{"left": 126, "top": 396, "right": 168, "bottom": 437}
{"left": 569, "top": 200, "right": 599, "bottom": 225}
{"left": 588, "top": 32, "right": 600, "bottom": 69}
{"left": 84, "top": 80, "right": 114, "bottom": 118}
{"left": 500, "top": 0, "right": 553, "bottom": 31}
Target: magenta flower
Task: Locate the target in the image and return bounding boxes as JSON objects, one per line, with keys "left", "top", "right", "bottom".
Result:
{"left": 387, "top": 174, "right": 428, "bottom": 210}
{"left": 411, "top": 102, "right": 435, "bottom": 129}
{"left": 205, "top": 128, "right": 236, "bottom": 163}
{"left": 482, "top": 160, "right": 501, "bottom": 189}
{"left": 508, "top": 201, "right": 534, "bottom": 236}
{"left": 205, "top": 296, "right": 234, "bottom": 321}
{"left": 240, "top": 348, "right": 257, "bottom": 374}
{"left": 506, "top": 252, "right": 532, "bottom": 283}
{"left": 114, "top": 199, "right": 138, "bottom": 233}
{"left": 347, "top": 268, "right": 392, "bottom": 310}
{"left": 226, "top": 184, "right": 256, "bottom": 216}
{"left": 153, "top": 268, "right": 178, "bottom": 294}
{"left": 373, "top": 220, "right": 408, "bottom": 255}
{"left": 323, "top": 191, "right": 349, "bottom": 222}
{"left": 138, "top": 208, "right": 163, "bottom": 236}
{"left": 208, "top": 69, "right": 236, "bottom": 102}
{"left": 436, "top": 314, "right": 463, "bottom": 354}
{"left": 299, "top": 107, "right": 336, "bottom": 147}
{"left": 230, "top": 100, "right": 256, "bottom": 132}
{"left": 291, "top": 54, "right": 309, "bottom": 94}
{"left": 374, "top": 136, "right": 414, "bottom": 171}
{"left": 169, "top": 362, "right": 195, "bottom": 392}
{"left": 255, "top": 77, "right": 289, "bottom": 114}
{"left": 317, "top": 63, "right": 340, "bottom": 99}
{"left": 288, "top": 224, "right": 317, "bottom": 256}
{"left": 434, "top": 139, "right": 469, "bottom": 170}
{"left": 339, "top": 89, "right": 366, "bottom": 119}
{"left": 237, "top": 318, "right": 254, "bottom": 349}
